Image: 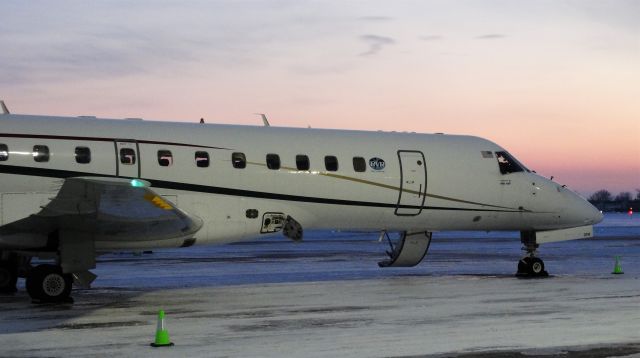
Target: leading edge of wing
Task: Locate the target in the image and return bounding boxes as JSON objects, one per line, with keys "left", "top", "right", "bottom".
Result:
{"left": 1, "top": 177, "right": 203, "bottom": 249}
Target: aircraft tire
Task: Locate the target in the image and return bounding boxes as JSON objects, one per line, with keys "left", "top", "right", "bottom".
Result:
{"left": 517, "top": 257, "right": 548, "bottom": 277}
{"left": 0, "top": 261, "right": 18, "bottom": 293}
{"left": 517, "top": 257, "right": 534, "bottom": 275}
{"left": 26, "top": 264, "right": 72, "bottom": 303}
{"left": 530, "top": 257, "right": 545, "bottom": 275}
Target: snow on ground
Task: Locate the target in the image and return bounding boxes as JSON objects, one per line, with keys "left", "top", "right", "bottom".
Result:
{"left": 0, "top": 213, "right": 639, "bottom": 357}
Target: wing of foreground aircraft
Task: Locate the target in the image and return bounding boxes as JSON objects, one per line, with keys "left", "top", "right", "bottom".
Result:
{"left": 0, "top": 177, "right": 203, "bottom": 301}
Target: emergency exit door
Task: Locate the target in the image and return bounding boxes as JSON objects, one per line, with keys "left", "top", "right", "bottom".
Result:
{"left": 115, "top": 141, "right": 140, "bottom": 178}
{"left": 395, "top": 150, "right": 427, "bottom": 216}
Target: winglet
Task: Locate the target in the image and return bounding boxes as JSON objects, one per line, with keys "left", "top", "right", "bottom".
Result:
{"left": 0, "top": 100, "right": 9, "bottom": 115}
{"left": 255, "top": 113, "right": 270, "bottom": 127}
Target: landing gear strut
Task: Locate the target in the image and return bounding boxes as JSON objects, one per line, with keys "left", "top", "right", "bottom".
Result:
{"left": 0, "top": 253, "right": 26, "bottom": 294}
{"left": 516, "top": 231, "right": 548, "bottom": 277}
{"left": 0, "top": 260, "right": 18, "bottom": 294}
{"left": 26, "top": 264, "right": 73, "bottom": 303}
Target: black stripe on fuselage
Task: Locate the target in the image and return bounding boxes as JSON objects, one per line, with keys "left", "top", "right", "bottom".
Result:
{"left": 0, "top": 133, "right": 231, "bottom": 150}
{"left": 0, "top": 165, "right": 525, "bottom": 213}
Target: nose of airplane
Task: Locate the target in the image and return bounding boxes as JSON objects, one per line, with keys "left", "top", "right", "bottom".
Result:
{"left": 584, "top": 202, "right": 604, "bottom": 225}
{"left": 569, "top": 193, "right": 604, "bottom": 226}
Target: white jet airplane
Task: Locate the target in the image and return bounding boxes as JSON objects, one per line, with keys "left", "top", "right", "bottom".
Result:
{"left": 0, "top": 100, "right": 602, "bottom": 302}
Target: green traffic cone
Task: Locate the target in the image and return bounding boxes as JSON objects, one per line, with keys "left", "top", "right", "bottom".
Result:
{"left": 150, "top": 310, "right": 174, "bottom": 347}
{"left": 612, "top": 256, "right": 624, "bottom": 275}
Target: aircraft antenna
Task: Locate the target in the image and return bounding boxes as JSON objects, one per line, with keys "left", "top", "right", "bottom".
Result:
{"left": 255, "top": 113, "right": 270, "bottom": 127}
{"left": 0, "top": 100, "right": 9, "bottom": 115}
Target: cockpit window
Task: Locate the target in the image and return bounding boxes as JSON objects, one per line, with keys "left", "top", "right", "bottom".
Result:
{"left": 495, "top": 151, "right": 526, "bottom": 174}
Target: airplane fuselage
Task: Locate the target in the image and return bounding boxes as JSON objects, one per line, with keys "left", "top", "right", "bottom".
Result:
{"left": 0, "top": 114, "right": 601, "bottom": 251}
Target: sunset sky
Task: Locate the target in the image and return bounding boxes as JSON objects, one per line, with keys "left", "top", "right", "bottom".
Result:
{"left": 1, "top": 1, "right": 638, "bottom": 196}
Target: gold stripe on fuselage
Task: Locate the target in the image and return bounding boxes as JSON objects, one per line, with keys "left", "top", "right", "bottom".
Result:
{"left": 246, "top": 161, "right": 515, "bottom": 211}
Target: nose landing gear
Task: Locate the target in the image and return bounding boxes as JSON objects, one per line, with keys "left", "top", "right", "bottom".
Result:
{"left": 518, "top": 256, "right": 547, "bottom": 276}
{"left": 516, "top": 231, "right": 549, "bottom": 277}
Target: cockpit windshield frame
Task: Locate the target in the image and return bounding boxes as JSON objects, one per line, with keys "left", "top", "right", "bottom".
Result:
{"left": 495, "top": 151, "right": 529, "bottom": 175}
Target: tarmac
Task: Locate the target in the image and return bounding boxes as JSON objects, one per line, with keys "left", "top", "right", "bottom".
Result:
{"left": 0, "top": 214, "right": 639, "bottom": 357}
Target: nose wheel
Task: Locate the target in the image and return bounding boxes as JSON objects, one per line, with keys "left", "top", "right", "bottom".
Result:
{"left": 516, "top": 231, "right": 549, "bottom": 278}
{"left": 517, "top": 256, "right": 548, "bottom": 277}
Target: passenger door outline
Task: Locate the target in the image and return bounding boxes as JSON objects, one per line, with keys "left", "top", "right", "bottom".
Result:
{"left": 395, "top": 150, "right": 427, "bottom": 216}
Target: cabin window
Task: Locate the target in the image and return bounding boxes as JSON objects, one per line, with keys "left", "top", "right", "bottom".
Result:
{"left": 353, "top": 157, "right": 366, "bottom": 172}
{"left": 120, "top": 148, "right": 136, "bottom": 165}
{"left": 324, "top": 155, "right": 338, "bottom": 171}
{"left": 75, "top": 146, "right": 91, "bottom": 164}
{"left": 195, "top": 151, "right": 209, "bottom": 168}
{"left": 296, "top": 155, "right": 310, "bottom": 171}
{"left": 232, "top": 152, "right": 246, "bottom": 169}
{"left": 495, "top": 151, "right": 525, "bottom": 175}
{"left": 33, "top": 145, "right": 50, "bottom": 163}
{"left": 266, "top": 154, "right": 280, "bottom": 170}
{"left": 0, "top": 144, "right": 8, "bottom": 161}
{"left": 157, "top": 150, "right": 173, "bottom": 167}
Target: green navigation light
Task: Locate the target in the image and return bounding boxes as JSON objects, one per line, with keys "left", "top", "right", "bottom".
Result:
{"left": 131, "top": 179, "right": 147, "bottom": 188}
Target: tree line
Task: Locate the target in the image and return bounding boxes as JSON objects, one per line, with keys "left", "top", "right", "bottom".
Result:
{"left": 588, "top": 189, "right": 640, "bottom": 212}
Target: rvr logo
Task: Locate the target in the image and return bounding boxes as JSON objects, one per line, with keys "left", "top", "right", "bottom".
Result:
{"left": 369, "top": 157, "right": 385, "bottom": 171}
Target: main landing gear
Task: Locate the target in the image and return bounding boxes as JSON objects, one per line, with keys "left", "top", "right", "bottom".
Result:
{"left": 26, "top": 264, "right": 73, "bottom": 303}
{"left": 0, "top": 257, "right": 18, "bottom": 294}
{"left": 0, "top": 253, "right": 30, "bottom": 294}
{"left": 0, "top": 252, "right": 73, "bottom": 303}
{"left": 517, "top": 231, "right": 549, "bottom": 277}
